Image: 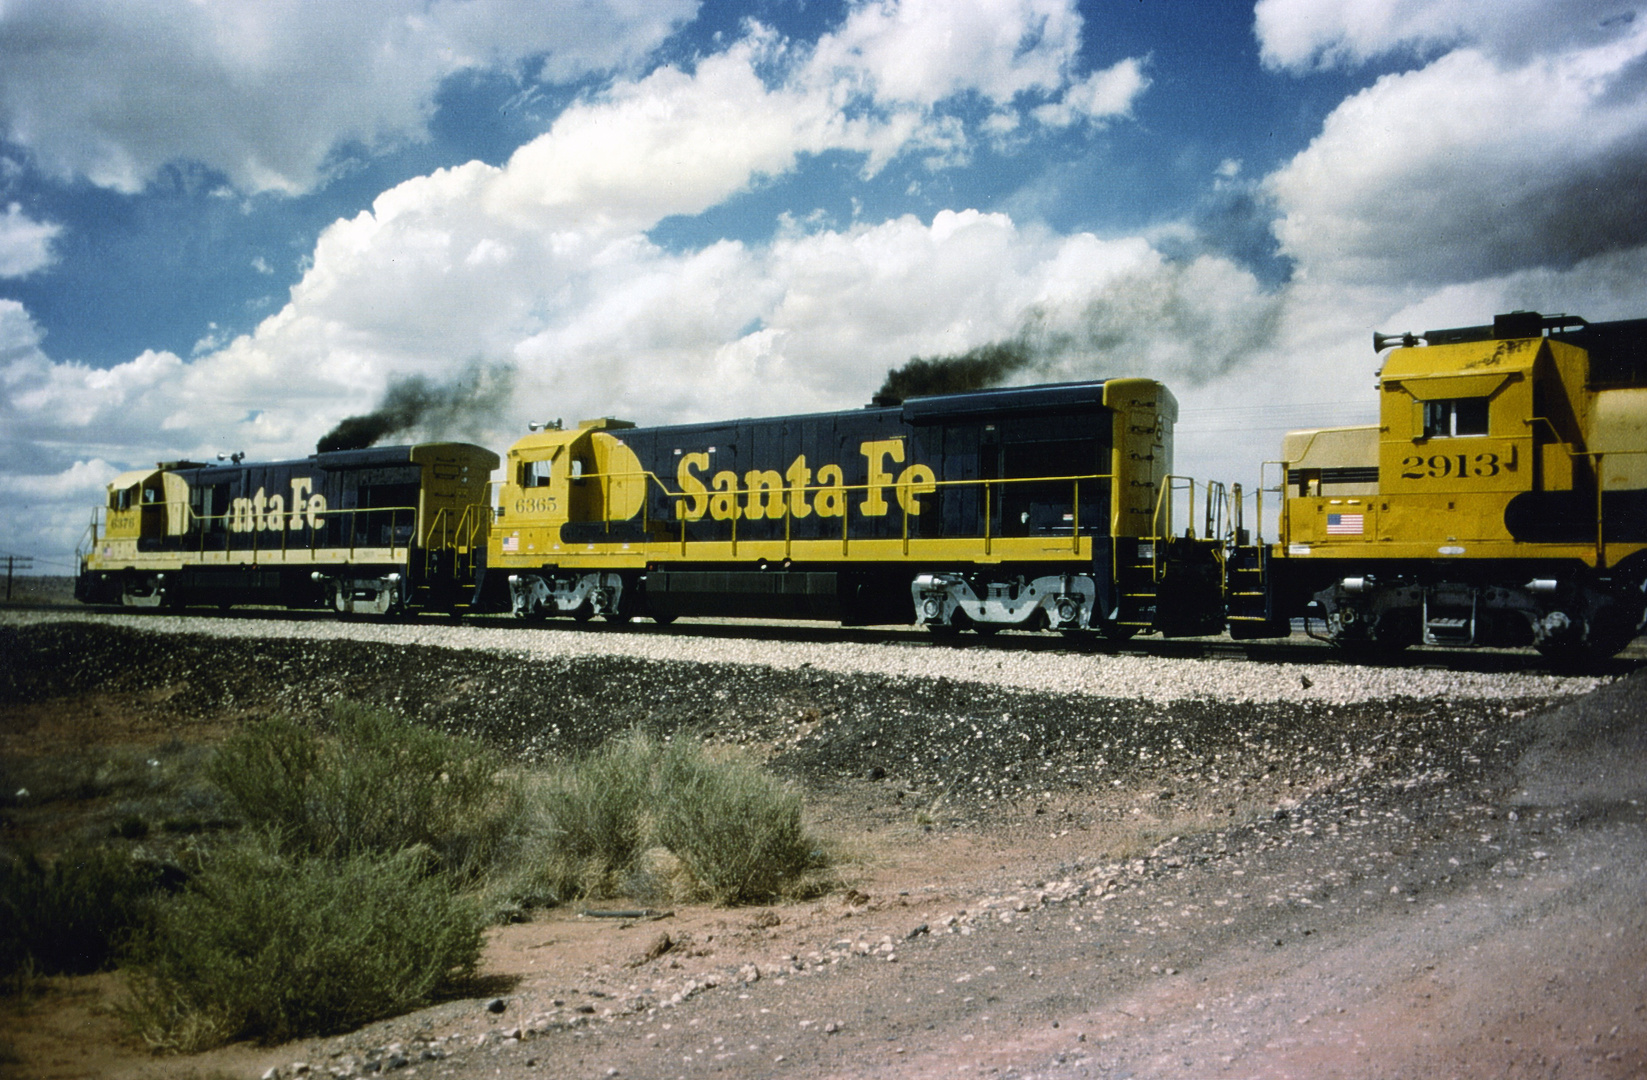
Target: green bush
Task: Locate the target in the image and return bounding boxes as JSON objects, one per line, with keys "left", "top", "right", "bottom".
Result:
{"left": 511, "top": 732, "right": 823, "bottom": 907}
{"left": 652, "top": 739, "right": 819, "bottom": 905}
{"left": 522, "top": 730, "right": 657, "bottom": 902}
{"left": 122, "top": 836, "right": 482, "bottom": 1051}
{"left": 0, "top": 846, "right": 163, "bottom": 985}
{"left": 207, "top": 703, "right": 517, "bottom": 880}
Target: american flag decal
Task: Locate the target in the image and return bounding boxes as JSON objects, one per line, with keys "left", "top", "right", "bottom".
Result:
{"left": 1326, "top": 512, "right": 1364, "bottom": 535}
{"left": 502, "top": 533, "right": 520, "bottom": 553}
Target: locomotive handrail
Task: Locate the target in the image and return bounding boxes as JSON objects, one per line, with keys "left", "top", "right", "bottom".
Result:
{"left": 557, "top": 467, "right": 1119, "bottom": 559}
{"left": 1259, "top": 460, "right": 1288, "bottom": 546}
{"left": 426, "top": 502, "right": 490, "bottom": 553}
{"left": 1568, "top": 447, "right": 1647, "bottom": 570}
{"left": 75, "top": 516, "right": 100, "bottom": 564}
{"left": 119, "top": 502, "right": 419, "bottom": 564}
{"left": 1204, "top": 480, "right": 1229, "bottom": 542}
{"left": 648, "top": 469, "right": 1119, "bottom": 560}
{"left": 1150, "top": 475, "right": 1205, "bottom": 544}
{"left": 423, "top": 502, "right": 490, "bottom": 585}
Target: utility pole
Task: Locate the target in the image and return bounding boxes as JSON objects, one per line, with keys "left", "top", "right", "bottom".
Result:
{"left": 4, "top": 554, "right": 33, "bottom": 601}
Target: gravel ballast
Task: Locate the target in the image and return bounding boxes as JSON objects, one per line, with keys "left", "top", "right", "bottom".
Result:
{"left": 0, "top": 610, "right": 1607, "bottom": 705}
{"left": 0, "top": 612, "right": 1613, "bottom": 814}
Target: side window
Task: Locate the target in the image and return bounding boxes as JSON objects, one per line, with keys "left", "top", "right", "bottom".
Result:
{"left": 112, "top": 487, "right": 133, "bottom": 511}
{"left": 191, "top": 483, "right": 230, "bottom": 530}
{"left": 1454, "top": 397, "right": 1488, "bottom": 435}
{"left": 520, "top": 459, "right": 552, "bottom": 488}
{"left": 1422, "top": 397, "right": 1490, "bottom": 438}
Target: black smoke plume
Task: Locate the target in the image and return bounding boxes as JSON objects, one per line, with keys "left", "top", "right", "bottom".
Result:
{"left": 873, "top": 341, "right": 1034, "bottom": 405}
{"left": 317, "top": 362, "right": 513, "bottom": 453}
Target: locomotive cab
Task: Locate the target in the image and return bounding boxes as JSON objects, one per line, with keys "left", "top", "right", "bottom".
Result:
{"left": 104, "top": 468, "right": 192, "bottom": 547}
{"left": 1251, "top": 311, "right": 1647, "bottom": 659}
{"left": 491, "top": 418, "right": 653, "bottom": 618}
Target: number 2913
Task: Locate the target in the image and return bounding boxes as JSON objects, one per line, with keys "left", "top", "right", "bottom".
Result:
{"left": 1400, "top": 452, "right": 1501, "bottom": 480}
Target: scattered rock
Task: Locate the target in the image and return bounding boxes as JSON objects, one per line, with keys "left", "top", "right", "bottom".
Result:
{"left": 628, "top": 932, "right": 674, "bottom": 967}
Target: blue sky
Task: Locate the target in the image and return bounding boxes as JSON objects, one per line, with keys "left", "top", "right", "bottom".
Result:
{"left": 4, "top": 0, "right": 1647, "bottom": 562}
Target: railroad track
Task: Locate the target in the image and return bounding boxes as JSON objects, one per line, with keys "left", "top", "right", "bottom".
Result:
{"left": 12, "top": 602, "right": 1644, "bottom": 676}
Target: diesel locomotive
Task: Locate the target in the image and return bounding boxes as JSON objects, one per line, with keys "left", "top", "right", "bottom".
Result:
{"left": 1228, "top": 311, "right": 1647, "bottom": 659}
{"left": 481, "top": 378, "right": 1226, "bottom": 638}
{"left": 76, "top": 443, "right": 498, "bottom": 614}
{"left": 72, "top": 310, "right": 1647, "bottom": 661}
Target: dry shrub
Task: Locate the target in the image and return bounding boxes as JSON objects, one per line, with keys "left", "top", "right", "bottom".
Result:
{"left": 121, "top": 837, "right": 481, "bottom": 1051}
{"left": 508, "top": 732, "right": 825, "bottom": 907}
{"left": 206, "top": 702, "right": 519, "bottom": 881}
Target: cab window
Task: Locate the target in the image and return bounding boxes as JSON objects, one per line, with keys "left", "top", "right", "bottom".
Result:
{"left": 112, "top": 487, "right": 134, "bottom": 511}
{"left": 1422, "top": 397, "right": 1489, "bottom": 438}
{"left": 520, "top": 459, "right": 552, "bottom": 488}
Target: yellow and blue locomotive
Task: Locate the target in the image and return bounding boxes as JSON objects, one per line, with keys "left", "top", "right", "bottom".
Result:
{"left": 76, "top": 443, "right": 498, "bottom": 614}
{"left": 1231, "top": 311, "right": 1647, "bottom": 659}
{"left": 481, "top": 379, "right": 1225, "bottom": 637}
{"left": 71, "top": 311, "right": 1643, "bottom": 662}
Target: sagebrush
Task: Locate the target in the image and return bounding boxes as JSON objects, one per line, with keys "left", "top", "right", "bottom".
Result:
{"left": 121, "top": 836, "right": 482, "bottom": 1052}
{"left": 652, "top": 737, "right": 818, "bottom": 905}
{"left": 207, "top": 702, "right": 519, "bottom": 880}
{"left": 513, "top": 731, "right": 825, "bottom": 906}
{"left": 0, "top": 845, "right": 164, "bottom": 986}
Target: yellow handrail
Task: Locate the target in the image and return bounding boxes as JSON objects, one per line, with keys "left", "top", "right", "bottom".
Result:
{"left": 104, "top": 502, "right": 421, "bottom": 564}
{"left": 503, "top": 466, "right": 1120, "bottom": 557}
{"left": 1569, "top": 447, "right": 1647, "bottom": 570}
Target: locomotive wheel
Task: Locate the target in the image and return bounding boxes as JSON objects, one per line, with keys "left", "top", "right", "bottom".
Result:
{"left": 605, "top": 611, "right": 633, "bottom": 625}
{"left": 571, "top": 601, "right": 595, "bottom": 622}
{"left": 925, "top": 622, "right": 963, "bottom": 637}
{"left": 1097, "top": 622, "right": 1137, "bottom": 641}
{"left": 1538, "top": 622, "right": 1637, "bottom": 666}
{"left": 973, "top": 624, "right": 1001, "bottom": 637}
{"left": 651, "top": 614, "right": 678, "bottom": 625}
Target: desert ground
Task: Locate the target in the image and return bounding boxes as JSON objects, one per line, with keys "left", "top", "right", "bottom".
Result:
{"left": 1, "top": 605, "right": 1643, "bottom": 1079}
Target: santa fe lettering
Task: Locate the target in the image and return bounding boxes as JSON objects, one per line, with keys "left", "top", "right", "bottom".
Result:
{"left": 673, "top": 441, "right": 936, "bottom": 522}
{"left": 229, "top": 479, "right": 327, "bottom": 533}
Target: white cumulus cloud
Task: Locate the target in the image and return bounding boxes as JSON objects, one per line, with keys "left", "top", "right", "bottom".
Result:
{"left": 1254, "top": 0, "right": 1635, "bottom": 71}
{"left": 811, "top": 0, "right": 1084, "bottom": 107}
{"left": 1033, "top": 57, "right": 1150, "bottom": 127}
{"left": 0, "top": 0, "right": 698, "bottom": 195}
{"left": 1266, "top": 12, "right": 1647, "bottom": 286}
